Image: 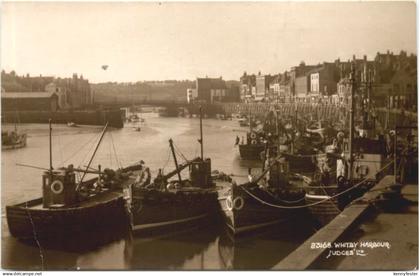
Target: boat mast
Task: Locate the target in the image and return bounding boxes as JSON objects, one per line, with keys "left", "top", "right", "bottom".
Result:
{"left": 248, "top": 107, "right": 252, "bottom": 133}
{"left": 49, "top": 119, "right": 53, "bottom": 172}
{"left": 275, "top": 109, "right": 279, "bottom": 141}
{"left": 77, "top": 122, "right": 109, "bottom": 189}
{"left": 199, "top": 106, "right": 204, "bottom": 160}
{"left": 169, "top": 138, "right": 182, "bottom": 183}
{"left": 262, "top": 142, "right": 269, "bottom": 172}
{"left": 348, "top": 63, "right": 356, "bottom": 182}
{"left": 292, "top": 102, "right": 297, "bottom": 154}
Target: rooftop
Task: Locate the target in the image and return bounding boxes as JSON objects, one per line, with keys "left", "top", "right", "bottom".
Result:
{"left": 1, "top": 91, "right": 57, "bottom": 99}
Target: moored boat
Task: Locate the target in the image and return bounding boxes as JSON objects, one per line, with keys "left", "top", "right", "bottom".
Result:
{"left": 304, "top": 64, "right": 392, "bottom": 225}
{"left": 127, "top": 156, "right": 220, "bottom": 236}
{"left": 126, "top": 107, "right": 228, "bottom": 236}
{"left": 238, "top": 140, "right": 265, "bottom": 160}
{"left": 2, "top": 130, "right": 27, "bottom": 150}
{"left": 304, "top": 137, "right": 389, "bottom": 225}
{"left": 218, "top": 157, "right": 306, "bottom": 234}
{"left": 6, "top": 121, "right": 138, "bottom": 241}
{"left": 237, "top": 112, "right": 277, "bottom": 160}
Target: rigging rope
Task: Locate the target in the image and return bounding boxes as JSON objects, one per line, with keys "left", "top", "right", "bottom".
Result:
{"left": 109, "top": 135, "right": 113, "bottom": 168}
{"left": 161, "top": 147, "right": 172, "bottom": 170}
{"left": 109, "top": 132, "right": 122, "bottom": 169}
{"left": 173, "top": 142, "right": 189, "bottom": 162}
{"left": 11, "top": 147, "right": 44, "bottom": 265}
{"left": 58, "top": 131, "right": 99, "bottom": 167}
{"left": 78, "top": 133, "right": 102, "bottom": 169}
{"left": 238, "top": 160, "right": 395, "bottom": 210}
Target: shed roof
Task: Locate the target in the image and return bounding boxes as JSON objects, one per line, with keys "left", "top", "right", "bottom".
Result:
{"left": 1, "top": 91, "right": 57, "bottom": 99}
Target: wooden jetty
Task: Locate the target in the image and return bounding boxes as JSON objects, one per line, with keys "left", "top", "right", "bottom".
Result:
{"left": 273, "top": 174, "right": 400, "bottom": 270}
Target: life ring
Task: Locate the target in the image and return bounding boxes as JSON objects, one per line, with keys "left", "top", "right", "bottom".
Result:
{"left": 226, "top": 196, "right": 233, "bottom": 211}
{"left": 337, "top": 175, "right": 346, "bottom": 186}
{"left": 250, "top": 132, "right": 257, "bottom": 139}
{"left": 233, "top": 196, "right": 244, "bottom": 210}
{"left": 251, "top": 139, "right": 257, "bottom": 145}
{"left": 51, "top": 180, "right": 64, "bottom": 194}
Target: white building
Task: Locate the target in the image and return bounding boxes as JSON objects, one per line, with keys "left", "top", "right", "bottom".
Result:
{"left": 187, "top": 88, "right": 198, "bottom": 103}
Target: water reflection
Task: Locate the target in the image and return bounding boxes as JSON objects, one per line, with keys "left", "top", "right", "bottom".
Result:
{"left": 2, "top": 222, "right": 129, "bottom": 270}
{"left": 122, "top": 225, "right": 218, "bottom": 270}
{"left": 218, "top": 220, "right": 315, "bottom": 270}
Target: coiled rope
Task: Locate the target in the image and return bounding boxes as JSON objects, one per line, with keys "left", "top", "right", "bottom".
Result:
{"left": 239, "top": 160, "right": 395, "bottom": 209}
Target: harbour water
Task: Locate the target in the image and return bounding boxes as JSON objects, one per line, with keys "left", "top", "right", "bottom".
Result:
{"left": 2, "top": 113, "right": 314, "bottom": 270}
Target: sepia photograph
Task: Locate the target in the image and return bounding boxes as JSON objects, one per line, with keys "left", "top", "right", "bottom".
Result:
{"left": 0, "top": 0, "right": 418, "bottom": 272}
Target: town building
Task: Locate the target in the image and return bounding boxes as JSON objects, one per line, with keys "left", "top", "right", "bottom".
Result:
{"left": 294, "top": 75, "right": 310, "bottom": 102}
{"left": 195, "top": 77, "right": 239, "bottom": 103}
{"left": 269, "top": 72, "right": 292, "bottom": 103}
{"left": 308, "top": 63, "right": 340, "bottom": 103}
{"left": 45, "top": 82, "right": 68, "bottom": 109}
{"left": 186, "top": 88, "right": 198, "bottom": 103}
{"left": 388, "top": 67, "right": 417, "bottom": 110}
{"left": 1, "top": 71, "right": 92, "bottom": 109}
{"left": 290, "top": 62, "right": 319, "bottom": 102}
{"left": 239, "top": 72, "right": 256, "bottom": 102}
{"left": 336, "top": 51, "right": 417, "bottom": 110}
{"left": 1, "top": 92, "right": 59, "bottom": 112}
{"left": 255, "top": 72, "right": 273, "bottom": 101}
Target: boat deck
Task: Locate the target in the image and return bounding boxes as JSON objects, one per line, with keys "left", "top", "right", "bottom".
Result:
{"left": 16, "top": 190, "right": 124, "bottom": 210}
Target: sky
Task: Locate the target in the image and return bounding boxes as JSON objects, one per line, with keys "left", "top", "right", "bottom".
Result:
{"left": 1, "top": 1, "right": 417, "bottom": 83}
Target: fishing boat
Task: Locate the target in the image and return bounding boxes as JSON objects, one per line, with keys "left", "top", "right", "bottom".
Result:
{"left": 238, "top": 131, "right": 266, "bottom": 160}
{"left": 218, "top": 155, "right": 307, "bottom": 234}
{"left": 2, "top": 114, "right": 27, "bottom": 150}
{"left": 258, "top": 110, "right": 320, "bottom": 172}
{"left": 126, "top": 108, "right": 227, "bottom": 236}
{"left": 279, "top": 132, "right": 321, "bottom": 173}
{"left": 6, "top": 121, "right": 138, "bottom": 241}
{"left": 2, "top": 130, "right": 27, "bottom": 150}
{"left": 238, "top": 113, "right": 277, "bottom": 160}
{"left": 128, "top": 114, "right": 140, "bottom": 123}
{"left": 304, "top": 64, "right": 391, "bottom": 225}
{"left": 304, "top": 137, "right": 388, "bottom": 225}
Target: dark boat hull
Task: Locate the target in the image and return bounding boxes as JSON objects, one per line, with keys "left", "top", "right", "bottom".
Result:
{"left": 305, "top": 193, "right": 340, "bottom": 226}
{"left": 218, "top": 184, "right": 305, "bottom": 234}
{"left": 238, "top": 144, "right": 265, "bottom": 160}
{"left": 2, "top": 139, "right": 26, "bottom": 150}
{"left": 281, "top": 152, "right": 316, "bottom": 173}
{"left": 305, "top": 181, "right": 374, "bottom": 226}
{"left": 2, "top": 134, "right": 27, "bottom": 151}
{"left": 6, "top": 191, "right": 129, "bottom": 240}
{"left": 131, "top": 189, "right": 219, "bottom": 236}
